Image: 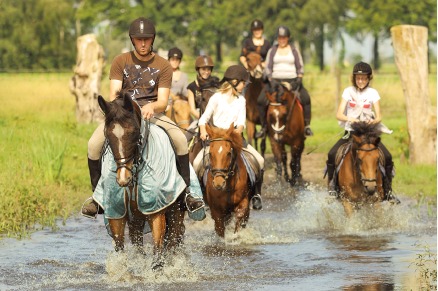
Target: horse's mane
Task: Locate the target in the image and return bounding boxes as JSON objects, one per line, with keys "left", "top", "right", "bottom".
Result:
{"left": 209, "top": 126, "right": 244, "bottom": 153}
{"left": 351, "top": 122, "right": 381, "bottom": 144}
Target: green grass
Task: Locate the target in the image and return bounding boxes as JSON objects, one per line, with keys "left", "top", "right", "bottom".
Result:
{"left": 0, "top": 66, "right": 436, "bottom": 237}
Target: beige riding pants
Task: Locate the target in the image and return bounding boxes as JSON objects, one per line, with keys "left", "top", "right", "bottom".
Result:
{"left": 88, "top": 113, "right": 187, "bottom": 160}
{"left": 192, "top": 144, "right": 264, "bottom": 175}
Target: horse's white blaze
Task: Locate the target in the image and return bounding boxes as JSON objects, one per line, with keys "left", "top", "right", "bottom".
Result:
{"left": 218, "top": 145, "right": 223, "bottom": 154}
{"left": 112, "top": 124, "right": 125, "bottom": 158}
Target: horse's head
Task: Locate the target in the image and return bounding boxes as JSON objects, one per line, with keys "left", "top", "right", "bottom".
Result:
{"left": 265, "top": 87, "right": 297, "bottom": 140}
{"left": 168, "top": 94, "right": 191, "bottom": 129}
{"left": 245, "top": 52, "right": 263, "bottom": 79}
{"left": 351, "top": 122, "right": 382, "bottom": 195}
{"left": 98, "top": 91, "right": 142, "bottom": 187}
{"left": 206, "top": 123, "right": 243, "bottom": 191}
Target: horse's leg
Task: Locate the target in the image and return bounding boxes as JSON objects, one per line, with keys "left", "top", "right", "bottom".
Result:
{"left": 247, "top": 121, "right": 255, "bottom": 148}
{"left": 128, "top": 202, "right": 146, "bottom": 254}
{"left": 164, "top": 194, "right": 186, "bottom": 251}
{"left": 342, "top": 200, "right": 354, "bottom": 218}
{"left": 271, "top": 141, "right": 283, "bottom": 180}
{"left": 210, "top": 208, "right": 226, "bottom": 238}
{"left": 289, "top": 145, "right": 303, "bottom": 186}
{"left": 148, "top": 212, "right": 166, "bottom": 270}
{"left": 108, "top": 218, "right": 127, "bottom": 252}
{"left": 281, "top": 148, "right": 289, "bottom": 183}
{"left": 234, "top": 197, "right": 250, "bottom": 233}
{"left": 261, "top": 136, "right": 266, "bottom": 158}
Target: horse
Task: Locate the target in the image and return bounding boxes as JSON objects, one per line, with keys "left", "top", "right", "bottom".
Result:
{"left": 202, "top": 123, "right": 252, "bottom": 238}
{"left": 265, "top": 84, "right": 305, "bottom": 186}
{"left": 96, "top": 91, "right": 187, "bottom": 270}
{"left": 335, "top": 122, "right": 385, "bottom": 217}
{"left": 166, "top": 93, "right": 192, "bottom": 130}
{"left": 244, "top": 52, "right": 267, "bottom": 156}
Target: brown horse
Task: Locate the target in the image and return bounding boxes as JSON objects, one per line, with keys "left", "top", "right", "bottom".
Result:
{"left": 97, "top": 91, "right": 186, "bottom": 270}
{"left": 336, "top": 122, "right": 385, "bottom": 217}
{"left": 244, "top": 52, "right": 266, "bottom": 156}
{"left": 166, "top": 94, "right": 192, "bottom": 130}
{"left": 265, "top": 85, "right": 305, "bottom": 186}
{"left": 202, "top": 123, "right": 252, "bottom": 238}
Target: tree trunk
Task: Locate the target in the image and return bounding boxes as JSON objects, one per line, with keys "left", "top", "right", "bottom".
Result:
{"left": 373, "top": 33, "right": 380, "bottom": 71}
{"left": 69, "top": 34, "right": 105, "bottom": 124}
{"left": 390, "top": 25, "right": 436, "bottom": 164}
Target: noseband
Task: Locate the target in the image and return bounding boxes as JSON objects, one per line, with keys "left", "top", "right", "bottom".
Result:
{"left": 208, "top": 138, "right": 236, "bottom": 180}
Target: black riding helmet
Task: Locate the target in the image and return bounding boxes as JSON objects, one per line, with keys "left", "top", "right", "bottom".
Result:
{"left": 251, "top": 19, "right": 264, "bottom": 31}
{"left": 129, "top": 17, "right": 156, "bottom": 54}
{"left": 221, "top": 65, "right": 250, "bottom": 84}
{"left": 168, "top": 47, "right": 183, "bottom": 60}
{"left": 277, "top": 26, "right": 291, "bottom": 38}
{"left": 353, "top": 61, "right": 372, "bottom": 75}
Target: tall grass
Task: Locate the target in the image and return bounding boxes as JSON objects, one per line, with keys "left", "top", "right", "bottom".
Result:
{"left": 0, "top": 65, "right": 435, "bottom": 237}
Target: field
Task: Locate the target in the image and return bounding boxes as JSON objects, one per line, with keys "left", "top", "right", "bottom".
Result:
{"left": 0, "top": 65, "right": 436, "bottom": 237}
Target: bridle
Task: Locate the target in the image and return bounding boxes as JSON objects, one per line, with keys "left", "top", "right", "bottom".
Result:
{"left": 354, "top": 141, "right": 379, "bottom": 184}
{"left": 268, "top": 88, "right": 297, "bottom": 135}
{"left": 208, "top": 138, "right": 237, "bottom": 180}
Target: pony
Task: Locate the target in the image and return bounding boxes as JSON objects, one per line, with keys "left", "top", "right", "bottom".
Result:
{"left": 202, "top": 124, "right": 252, "bottom": 238}
{"left": 335, "top": 122, "right": 385, "bottom": 217}
{"left": 244, "top": 52, "right": 267, "bottom": 156}
{"left": 96, "top": 91, "right": 186, "bottom": 270}
{"left": 165, "top": 94, "right": 192, "bottom": 130}
{"left": 265, "top": 84, "right": 305, "bottom": 186}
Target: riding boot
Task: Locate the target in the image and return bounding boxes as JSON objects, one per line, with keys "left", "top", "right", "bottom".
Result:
{"left": 81, "top": 158, "right": 104, "bottom": 218}
{"left": 326, "top": 162, "right": 337, "bottom": 197}
{"left": 383, "top": 163, "right": 400, "bottom": 204}
{"left": 303, "top": 104, "right": 313, "bottom": 136}
{"left": 178, "top": 154, "right": 205, "bottom": 212}
{"left": 255, "top": 104, "right": 267, "bottom": 139}
{"left": 251, "top": 169, "right": 264, "bottom": 210}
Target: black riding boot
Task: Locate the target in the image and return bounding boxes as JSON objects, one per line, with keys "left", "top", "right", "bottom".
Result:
{"left": 81, "top": 158, "right": 103, "bottom": 218}
{"left": 178, "top": 154, "right": 205, "bottom": 212}
{"left": 303, "top": 104, "right": 313, "bottom": 136}
{"left": 383, "top": 163, "right": 400, "bottom": 204}
{"left": 251, "top": 169, "right": 264, "bottom": 210}
{"left": 326, "top": 162, "right": 337, "bottom": 196}
{"left": 255, "top": 104, "right": 267, "bottom": 139}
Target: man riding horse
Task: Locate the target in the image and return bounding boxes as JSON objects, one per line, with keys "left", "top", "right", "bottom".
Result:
{"left": 81, "top": 17, "right": 205, "bottom": 218}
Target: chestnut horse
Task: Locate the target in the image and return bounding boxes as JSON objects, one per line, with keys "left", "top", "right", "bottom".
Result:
{"left": 166, "top": 94, "right": 192, "bottom": 130}
{"left": 244, "top": 52, "right": 266, "bottom": 156}
{"left": 97, "top": 92, "right": 186, "bottom": 270}
{"left": 336, "top": 122, "right": 385, "bottom": 217}
{"left": 265, "top": 85, "right": 305, "bottom": 186}
{"left": 203, "top": 124, "right": 252, "bottom": 238}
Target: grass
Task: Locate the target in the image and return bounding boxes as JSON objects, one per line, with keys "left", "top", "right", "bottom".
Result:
{"left": 0, "top": 64, "right": 436, "bottom": 237}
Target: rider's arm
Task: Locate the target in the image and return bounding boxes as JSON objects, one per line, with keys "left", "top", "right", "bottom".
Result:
{"left": 240, "top": 56, "right": 248, "bottom": 69}
{"left": 336, "top": 98, "right": 359, "bottom": 123}
{"left": 141, "top": 88, "right": 169, "bottom": 120}
{"left": 187, "top": 89, "right": 200, "bottom": 119}
{"left": 371, "top": 100, "right": 382, "bottom": 124}
{"left": 109, "top": 79, "right": 123, "bottom": 101}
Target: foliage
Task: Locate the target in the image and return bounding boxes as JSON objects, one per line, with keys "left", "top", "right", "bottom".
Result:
{"left": 410, "top": 242, "right": 437, "bottom": 290}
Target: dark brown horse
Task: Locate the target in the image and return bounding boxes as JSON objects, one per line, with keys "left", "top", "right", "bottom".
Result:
{"left": 98, "top": 91, "right": 186, "bottom": 270}
{"left": 336, "top": 122, "right": 385, "bottom": 217}
{"left": 244, "top": 52, "right": 267, "bottom": 156}
{"left": 166, "top": 94, "right": 192, "bottom": 130}
{"left": 203, "top": 123, "right": 252, "bottom": 238}
{"left": 265, "top": 84, "right": 305, "bottom": 186}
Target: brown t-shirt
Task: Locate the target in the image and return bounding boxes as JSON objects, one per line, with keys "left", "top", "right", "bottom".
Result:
{"left": 109, "top": 51, "right": 172, "bottom": 106}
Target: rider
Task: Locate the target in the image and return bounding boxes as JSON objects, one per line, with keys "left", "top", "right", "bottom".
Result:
{"left": 239, "top": 19, "right": 271, "bottom": 70}
{"left": 81, "top": 17, "right": 204, "bottom": 218}
{"left": 255, "top": 25, "right": 313, "bottom": 138}
{"left": 166, "top": 47, "right": 189, "bottom": 113}
{"left": 326, "top": 61, "right": 399, "bottom": 203}
{"left": 194, "top": 65, "right": 264, "bottom": 210}
{"left": 187, "top": 55, "right": 220, "bottom": 119}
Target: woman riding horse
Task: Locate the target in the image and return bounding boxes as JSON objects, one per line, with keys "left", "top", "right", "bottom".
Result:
{"left": 326, "top": 61, "right": 399, "bottom": 203}
{"left": 193, "top": 65, "right": 265, "bottom": 211}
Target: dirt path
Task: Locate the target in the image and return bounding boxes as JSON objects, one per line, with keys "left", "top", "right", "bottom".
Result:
{"left": 263, "top": 152, "right": 327, "bottom": 188}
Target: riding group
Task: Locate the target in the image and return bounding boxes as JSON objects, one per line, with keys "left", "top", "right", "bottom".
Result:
{"left": 79, "top": 17, "right": 400, "bottom": 269}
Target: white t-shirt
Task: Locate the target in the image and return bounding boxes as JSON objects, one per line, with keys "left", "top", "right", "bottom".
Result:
{"left": 198, "top": 91, "right": 246, "bottom": 129}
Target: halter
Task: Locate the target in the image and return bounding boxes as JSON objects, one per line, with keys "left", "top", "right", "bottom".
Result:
{"left": 354, "top": 142, "right": 379, "bottom": 184}
{"left": 208, "top": 138, "right": 237, "bottom": 180}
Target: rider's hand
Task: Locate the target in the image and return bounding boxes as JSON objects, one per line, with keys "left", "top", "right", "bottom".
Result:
{"left": 200, "top": 128, "right": 208, "bottom": 141}
{"left": 141, "top": 103, "right": 155, "bottom": 120}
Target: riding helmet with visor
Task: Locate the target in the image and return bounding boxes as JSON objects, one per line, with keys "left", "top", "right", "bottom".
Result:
{"left": 221, "top": 65, "right": 250, "bottom": 84}
{"left": 168, "top": 47, "right": 183, "bottom": 60}
{"left": 353, "top": 62, "right": 372, "bottom": 75}
{"left": 195, "top": 55, "right": 214, "bottom": 71}
{"left": 277, "top": 26, "right": 291, "bottom": 38}
{"left": 251, "top": 19, "right": 264, "bottom": 31}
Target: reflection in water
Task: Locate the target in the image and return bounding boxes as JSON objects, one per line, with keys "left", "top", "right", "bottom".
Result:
{"left": 0, "top": 188, "right": 435, "bottom": 290}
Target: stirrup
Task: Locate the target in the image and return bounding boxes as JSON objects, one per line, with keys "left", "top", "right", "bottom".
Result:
{"left": 80, "top": 197, "right": 99, "bottom": 219}
{"left": 386, "top": 191, "right": 401, "bottom": 205}
{"left": 304, "top": 126, "right": 313, "bottom": 136}
{"left": 185, "top": 192, "right": 205, "bottom": 213}
{"left": 255, "top": 128, "right": 266, "bottom": 139}
{"left": 251, "top": 194, "right": 263, "bottom": 210}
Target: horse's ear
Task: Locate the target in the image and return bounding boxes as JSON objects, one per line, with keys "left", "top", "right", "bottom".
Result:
{"left": 375, "top": 136, "right": 381, "bottom": 145}
{"left": 98, "top": 95, "right": 109, "bottom": 114}
{"left": 122, "top": 92, "right": 134, "bottom": 112}
{"left": 265, "top": 91, "right": 275, "bottom": 103}
{"left": 227, "top": 122, "right": 235, "bottom": 134}
{"left": 205, "top": 124, "right": 213, "bottom": 137}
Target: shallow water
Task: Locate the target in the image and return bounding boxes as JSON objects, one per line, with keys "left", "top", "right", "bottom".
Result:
{"left": 0, "top": 185, "right": 436, "bottom": 290}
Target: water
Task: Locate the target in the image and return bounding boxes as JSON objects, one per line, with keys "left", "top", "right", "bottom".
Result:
{"left": 0, "top": 186, "right": 435, "bottom": 290}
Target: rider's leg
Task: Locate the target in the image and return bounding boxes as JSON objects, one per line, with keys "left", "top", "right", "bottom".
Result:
{"left": 81, "top": 123, "right": 105, "bottom": 218}
{"left": 245, "top": 144, "right": 265, "bottom": 210}
{"left": 379, "top": 143, "right": 400, "bottom": 204}
{"left": 327, "top": 138, "right": 348, "bottom": 196}
{"left": 299, "top": 86, "right": 313, "bottom": 136}
{"left": 255, "top": 87, "right": 268, "bottom": 139}
{"left": 153, "top": 114, "right": 205, "bottom": 212}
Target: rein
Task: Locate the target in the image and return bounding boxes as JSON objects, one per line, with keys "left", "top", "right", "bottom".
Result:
{"left": 268, "top": 89, "right": 297, "bottom": 134}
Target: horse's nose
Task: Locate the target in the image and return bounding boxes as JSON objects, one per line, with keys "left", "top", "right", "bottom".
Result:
{"left": 364, "top": 185, "right": 376, "bottom": 195}
{"left": 117, "top": 169, "right": 132, "bottom": 187}
{"left": 213, "top": 178, "right": 226, "bottom": 190}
